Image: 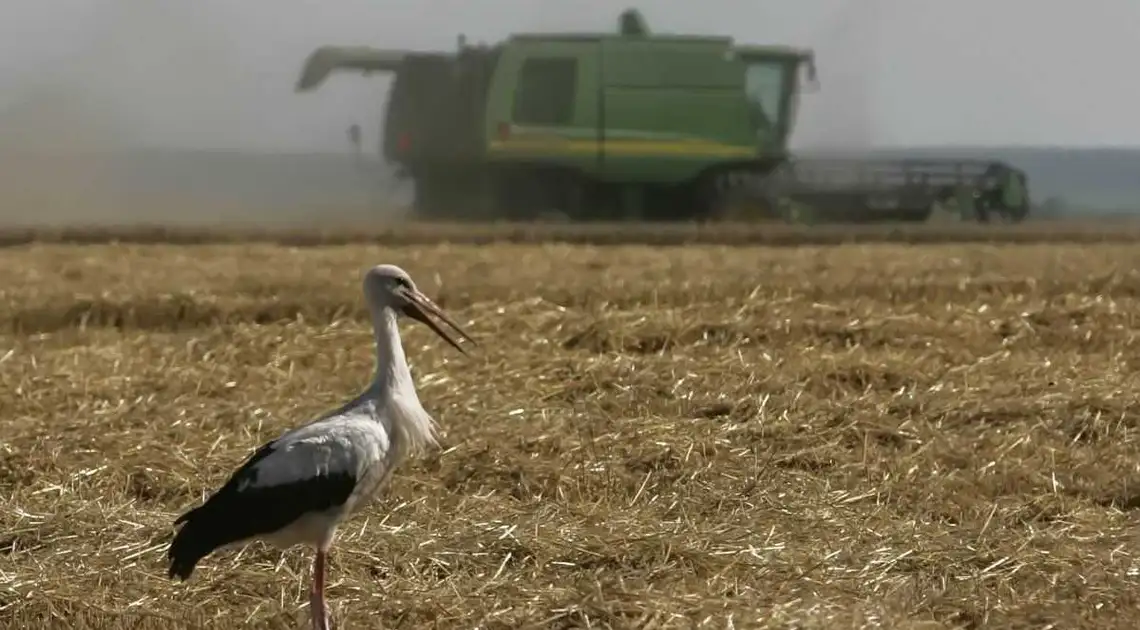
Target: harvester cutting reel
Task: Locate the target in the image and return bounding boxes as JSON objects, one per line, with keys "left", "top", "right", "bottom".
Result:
{"left": 706, "top": 158, "right": 1032, "bottom": 224}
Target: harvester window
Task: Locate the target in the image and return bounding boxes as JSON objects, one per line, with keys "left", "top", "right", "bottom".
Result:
{"left": 744, "top": 61, "right": 786, "bottom": 136}
{"left": 513, "top": 57, "right": 578, "bottom": 126}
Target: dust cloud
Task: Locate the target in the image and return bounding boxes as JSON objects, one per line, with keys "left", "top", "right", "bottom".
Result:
{"left": 0, "top": 0, "right": 390, "bottom": 227}
{"left": 0, "top": 7, "right": 131, "bottom": 226}
{"left": 792, "top": 0, "right": 884, "bottom": 154}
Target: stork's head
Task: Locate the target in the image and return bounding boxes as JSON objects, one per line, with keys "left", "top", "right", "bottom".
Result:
{"left": 362, "top": 264, "right": 475, "bottom": 355}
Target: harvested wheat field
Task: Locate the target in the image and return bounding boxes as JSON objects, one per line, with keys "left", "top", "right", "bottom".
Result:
{"left": 3, "top": 240, "right": 1140, "bottom": 629}
{"left": 6, "top": 219, "right": 1140, "bottom": 249}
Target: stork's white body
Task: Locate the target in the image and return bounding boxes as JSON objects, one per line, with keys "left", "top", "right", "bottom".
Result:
{"left": 168, "top": 265, "right": 471, "bottom": 630}
{"left": 244, "top": 379, "right": 438, "bottom": 551}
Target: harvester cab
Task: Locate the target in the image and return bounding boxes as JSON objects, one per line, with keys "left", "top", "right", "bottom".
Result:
{"left": 735, "top": 46, "right": 816, "bottom": 155}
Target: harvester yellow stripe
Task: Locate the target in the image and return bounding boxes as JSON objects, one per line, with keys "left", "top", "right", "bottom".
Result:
{"left": 488, "top": 138, "right": 754, "bottom": 158}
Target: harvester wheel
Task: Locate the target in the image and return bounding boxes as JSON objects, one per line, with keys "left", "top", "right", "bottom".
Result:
{"left": 493, "top": 168, "right": 589, "bottom": 221}
{"left": 996, "top": 200, "right": 1030, "bottom": 223}
{"left": 694, "top": 171, "right": 777, "bottom": 222}
{"left": 413, "top": 176, "right": 454, "bottom": 219}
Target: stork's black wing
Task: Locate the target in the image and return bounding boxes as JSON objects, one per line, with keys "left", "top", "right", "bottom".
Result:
{"left": 167, "top": 436, "right": 357, "bottom": 580}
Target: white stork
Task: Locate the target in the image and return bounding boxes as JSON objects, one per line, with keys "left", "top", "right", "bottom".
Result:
{"left": 166, "top": 264, "right": 475, "bottom": 630}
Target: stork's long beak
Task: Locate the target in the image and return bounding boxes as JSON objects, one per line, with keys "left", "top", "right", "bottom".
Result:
{"left": 399, "top": 288, "right": 476, "bottom": 355}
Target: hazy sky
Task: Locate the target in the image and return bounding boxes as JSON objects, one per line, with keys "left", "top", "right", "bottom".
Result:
{"left": 2, "top": 0, "right": 1138, "bottom": 152}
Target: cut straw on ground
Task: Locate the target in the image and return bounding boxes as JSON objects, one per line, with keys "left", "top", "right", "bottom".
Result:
{"left": 2, "top": 241, "right": 1140, "bottom": 628}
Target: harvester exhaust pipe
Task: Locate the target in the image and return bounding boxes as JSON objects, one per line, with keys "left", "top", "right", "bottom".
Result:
{"left": 619, "top": 8, "right": 650, "bottom": 36}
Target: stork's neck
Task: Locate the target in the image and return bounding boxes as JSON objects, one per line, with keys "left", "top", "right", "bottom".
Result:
{"left": 369, "top": 306, "right": 415, "bottom": 399}
{"left": 366, "top": 304, "right": 439, "bottom": 455}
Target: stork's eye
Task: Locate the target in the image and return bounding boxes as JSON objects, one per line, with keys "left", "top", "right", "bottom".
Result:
{"left": 393, "top": 277, "right": 413, "bottom": 290}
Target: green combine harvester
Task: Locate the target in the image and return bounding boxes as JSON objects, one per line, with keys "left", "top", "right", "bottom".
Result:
{"left": 297, "top": 8, "right": 1030, "bottom": 224}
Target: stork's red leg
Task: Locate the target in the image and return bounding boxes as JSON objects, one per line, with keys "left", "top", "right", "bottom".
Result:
{"left": 309, "top": 548, "right": 330, "bottom": 630}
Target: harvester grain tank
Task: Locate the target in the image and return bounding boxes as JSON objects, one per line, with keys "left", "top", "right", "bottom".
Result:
{"left": 296, "top": 8, "right": 817, "bottom": 221}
